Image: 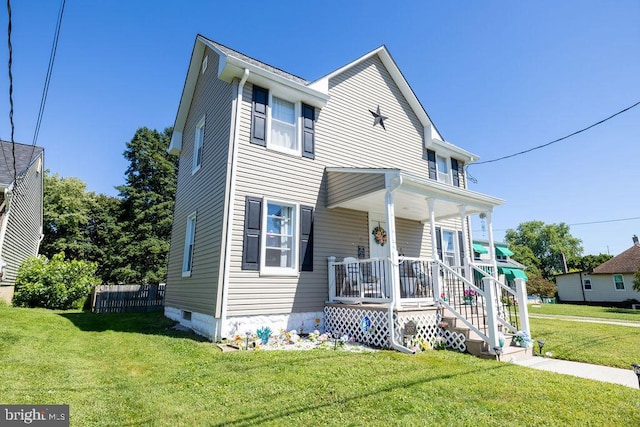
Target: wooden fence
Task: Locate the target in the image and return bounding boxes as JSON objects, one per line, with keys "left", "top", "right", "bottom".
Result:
{"left": 91, "top": 284, "right": 166, "bottom": 313}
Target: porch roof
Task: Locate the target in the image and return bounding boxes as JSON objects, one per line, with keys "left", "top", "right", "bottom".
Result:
{"left": 326, "top": 168, "right": 504, "bottom": 222}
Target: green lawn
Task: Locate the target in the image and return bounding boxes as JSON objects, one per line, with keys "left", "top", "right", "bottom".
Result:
{"left": 0, "top": 304, "right": 639, "bottom": 426}
{"left": 529, "top": 303, "right": 640, "bottom": 322}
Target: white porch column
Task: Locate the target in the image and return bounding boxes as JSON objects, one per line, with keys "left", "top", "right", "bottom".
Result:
{"left": 327, "top": 256, "right": 337, "bottom": 303}
{"left": 485, "top": 210, "right": 498, "bottom": 278}
{"left": 385, "top": 187, "right": 402, "bottom": 309}
{"left": 458, "top": 205, "right": 470, "bottom": 282}
{"left": 427, "top": 198, "right": 438, "bottom": 261}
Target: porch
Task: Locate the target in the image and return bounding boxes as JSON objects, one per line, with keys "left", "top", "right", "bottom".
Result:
{"left": 326, "top": 256, "right": 531, "bottom": 357}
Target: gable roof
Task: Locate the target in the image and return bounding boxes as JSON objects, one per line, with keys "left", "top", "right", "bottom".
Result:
{"left": 169, "top": 35, "right": 480, "bottom": 163}
{"left": 592, "top": 244, "right": 640, "bottom": 274}
{"left": 0, "top": 141, "right": 44, "bottom": 186}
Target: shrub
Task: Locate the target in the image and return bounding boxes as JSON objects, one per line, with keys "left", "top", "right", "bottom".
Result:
{"left": 526, "top": 275, "right": 557, "bottom": 297}
{"left": 13, "top": 253, "right": 99, "bottom": 309}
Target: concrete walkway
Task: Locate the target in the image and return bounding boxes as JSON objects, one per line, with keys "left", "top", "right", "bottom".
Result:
{"left": 512, "top": 356, "right": 639, "bottom": 389}
{"left": 529, "top": 313, "right": 640, "bottom": 328}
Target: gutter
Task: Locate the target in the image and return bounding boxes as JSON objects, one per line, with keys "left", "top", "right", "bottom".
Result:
{"left": 218, "top": 68, "right": 250, "bottom": 341}
{"left": 384, "top": 173, "right": 414, "bottom": 354}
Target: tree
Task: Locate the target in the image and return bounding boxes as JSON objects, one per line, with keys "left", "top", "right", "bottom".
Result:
{"left": 41, "top": 172, "right": 94, "bottom": 260}
{"left": 567, "top": 253, "right": 613, "bottom": 273}
{"left": 525, "top": 276, "right": 557, "bottom": 297}
{"left": 116, "top": 127, "right": 178, "bottom": 284}
{"left": 505, "top": 221, "right": 583, "bottom": 280}
{"left": 634, "top": 266, "right": 640, "bottom": 293}
{"left": 83, "top": 194, "right": 123, "bottom": 284}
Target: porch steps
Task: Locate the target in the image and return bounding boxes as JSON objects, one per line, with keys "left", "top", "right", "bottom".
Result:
{"left": 440, "top": 313, "right": 534, "bottom": 362}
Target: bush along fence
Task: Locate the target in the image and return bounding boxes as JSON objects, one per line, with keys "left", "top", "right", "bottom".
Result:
{"left": 91, "top": 284, "right": 165, "bottom": 313}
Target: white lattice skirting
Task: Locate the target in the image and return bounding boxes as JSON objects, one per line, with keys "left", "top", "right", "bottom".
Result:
{"left": 324, "top": 305, "right": 466, "bottom": 352}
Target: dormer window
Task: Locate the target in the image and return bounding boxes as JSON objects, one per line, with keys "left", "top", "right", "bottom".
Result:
{"left": 271, "top": 97, "right": 297, "bottom": 152}
{"left": 427, "top": 149, "right": 464, "bottom": 188}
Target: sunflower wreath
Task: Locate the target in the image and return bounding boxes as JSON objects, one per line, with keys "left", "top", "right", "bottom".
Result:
{"left": 372, "top": 226, "right": 387, "bottom": 246}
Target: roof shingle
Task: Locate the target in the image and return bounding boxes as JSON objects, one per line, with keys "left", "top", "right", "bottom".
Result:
{"left": 592, "top": 244, "right": 640, "bottom": 274}
{"left": 0, "top": 140, "right": 44, "bottom": 186}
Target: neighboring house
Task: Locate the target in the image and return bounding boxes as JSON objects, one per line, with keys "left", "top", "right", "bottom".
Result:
{"left": 556, "top": 236, "right": 640, "bottom": 305}
{"left": 164, "top": 35, "right": 528, "bottom": 355}
{"left": 472, "top": 239, "right": 528, "bottom": 288}
{"left": 0, "top": 141, "right": 45, "bottom": 303}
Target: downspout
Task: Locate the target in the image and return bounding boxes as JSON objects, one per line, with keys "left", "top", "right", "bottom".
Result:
{"left": 385, "top": 173, "right": 414, "bottom": 354}
{"left": 579, "top": 271, "right": 586, "bottom": 302}
{"left": 218, "top": 68, "right": 250, "bottom": 340}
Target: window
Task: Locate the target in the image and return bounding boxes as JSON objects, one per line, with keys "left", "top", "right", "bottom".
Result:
{"left": 182, "top": 212, "right": 197, "bottom": 276}
{"left": 583, "top": 279, "right": 592, "bottom": 291}
{"left": 441, "top": 230, "right": 456, "bottom": 267}
{"left": 263, "top": 201, "right": 296, "bottom": 273}
{"left": 250, "top": 85, "right": 315, "bottom": 158}
{"left": 201, "top": 55, "right": 208, "bottom": 73}
{"left": 613, "top": 274, "right": 625, "bottom": 291}
{"left": 436, "top": 155, "right": 450, "bottom": 184}
{"left": 271, "top": 97, "right": 297, "bottom": 152}
{"left": 192, "top": 116, "right": 205, "bottom": 174}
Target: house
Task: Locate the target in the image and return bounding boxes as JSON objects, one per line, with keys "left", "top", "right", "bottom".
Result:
{"left": 472, "top": 239, "right": 528, "bottom": 288}
{"left": 0, "top": 141, "right": 45, "bottom": 302}
{"left": 556, "top": 236, "right": 640, "bottom": 305}
{"left": 164, "top": 35, "right": 530, "bottom": 355}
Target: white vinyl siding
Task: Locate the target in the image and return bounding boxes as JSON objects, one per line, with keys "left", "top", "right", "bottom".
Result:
{"left": 182, "top": 213, "right": 197, "bottom": 276}
{"left": 192, "top": 115, "right": 205, "bottom": 174}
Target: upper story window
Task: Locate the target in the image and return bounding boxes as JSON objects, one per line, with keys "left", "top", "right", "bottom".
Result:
{"left": 436, "top": 155, "right": 451, "bottom": 184}
{"left": 426, "top": 150, "right": 463, "bottom": 188}
{"left": 251, "top": 85, "right": 315, "bottom": 159}
{"left": 192, "top": 115, "right": 205, "bottom": 174}
{"left": 613, "top": 274, "right": 625, "bottom": 291}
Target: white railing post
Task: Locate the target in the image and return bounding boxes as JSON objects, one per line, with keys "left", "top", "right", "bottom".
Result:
{"left": 483, "top": 276, "right": 500, "bottom": 352}
{"left": 328, "top": 256, "right": 336, "bottom": 302}
{"left": 515, "top": 278, "right": 530, "bottom": 336}
{"left": 432, "top": 261, "right": 441, "bottom": 303}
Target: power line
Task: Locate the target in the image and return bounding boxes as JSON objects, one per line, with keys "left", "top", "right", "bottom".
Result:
{"left": 469, "top": 100, "right": 640, "bottom": 167}
{"left": 6, "top": 0, "right": 16, "bottom": 183}
{"left": 31, "top": 0, "right": 66, "bottom": 149}
{"left": 473, "top": 215, "right": 640, "bottom": 234}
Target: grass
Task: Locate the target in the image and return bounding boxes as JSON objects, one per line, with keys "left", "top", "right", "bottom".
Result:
{"left": 529, "top": 303, "right": 640, "bottom": 322}
{"left": 1, "top": 305, "right": 639, "bottom": 426}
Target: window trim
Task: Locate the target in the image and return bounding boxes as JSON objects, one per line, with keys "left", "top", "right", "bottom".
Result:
{"left": 182, "top": 212, "right": 197, "bottom": 277}
{"left": 613, "top": 274, "right": 625, "bottom": 291}
{"left": 583, "top": 279, "right": 592, "bottom": 291}
{"left": 266, "top": 92, "right": 301, "bottom": 156}
{"left": 192, "top": 115, "right": 205, "bottom": 174}
{"left": 440, "top": 228, "right": 459, "bottom": 267}
{"left": 260, "top": 198, "right": 299, "bottom": 276}
{"left": 436, "top": 154, "right": 451, "bottom": 184}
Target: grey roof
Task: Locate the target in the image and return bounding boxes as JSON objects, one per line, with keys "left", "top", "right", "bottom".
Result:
{"left": 0, "top": 141, "right": 44, "bottom": 185}
{"left": 203, "top": 36, "right": 309, "bottom": 86}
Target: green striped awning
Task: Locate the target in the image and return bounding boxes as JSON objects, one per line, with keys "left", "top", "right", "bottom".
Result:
{"left": 499, "top": 267, "right": 528, "bottom": 281}
{"left": 472, "top": 243, "right": 488, "bottom": 254}
{"left": 495, "top": 245, "right": 514, "bottom": 256}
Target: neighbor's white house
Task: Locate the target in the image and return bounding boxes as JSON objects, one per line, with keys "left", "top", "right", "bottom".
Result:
{"left": 163, "top": 35, "right": 530, "bottom": 355}
{"left": 556, "top": 236, "right": 640, "bottom": 305}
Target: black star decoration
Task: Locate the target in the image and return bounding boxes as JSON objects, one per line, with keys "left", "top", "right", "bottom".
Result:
{"left": 369, "top": 105, "right": 388, "bottom": 131}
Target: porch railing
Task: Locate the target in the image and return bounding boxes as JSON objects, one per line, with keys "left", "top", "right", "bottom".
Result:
{"left": 328, "top": 257, "right": 392, "bottom": 303}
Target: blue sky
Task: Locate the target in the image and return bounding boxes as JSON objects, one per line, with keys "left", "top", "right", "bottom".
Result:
{"left": 0, "top": 1, "right": 638, "bottom": 256}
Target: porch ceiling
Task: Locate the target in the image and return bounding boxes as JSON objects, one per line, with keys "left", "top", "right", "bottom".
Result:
{"left": 326, "top": 169, "right": 504, "bottom": 222}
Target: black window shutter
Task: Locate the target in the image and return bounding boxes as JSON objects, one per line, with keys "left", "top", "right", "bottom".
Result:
{"left": 301, "top": 104, "right": 315, "bottom": 159}
{"left": 435, "top": 226, "right": 443, "bottom": 261}
{"left": 299, "top": 205, "right": 314, "bottom": 271}
{"left": 242, "top": 196, "right": 262, "bottom": 270}
{"left": 427, "top": 150, "right": 437, "bottom": 180}
{"left": 452, "top": 159, "right": 464, "bottom": 187}
{"left": 251, "top": 86, "right": 268, "bottom": 146}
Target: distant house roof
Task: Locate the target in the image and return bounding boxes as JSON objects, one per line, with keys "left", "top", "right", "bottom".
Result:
{"left": 0, "top": 141, "right": 44, "bottom": 186}
{"left": 592, "top": 244, "right": 640, "bottom": 274}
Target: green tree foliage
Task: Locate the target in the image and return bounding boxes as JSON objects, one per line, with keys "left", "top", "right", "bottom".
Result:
{"left": 84, "top": 194, "right": 123, "bottom": 284}
{"left": 634, "top": 267, "right": 640, "bottom": 293}
{"left": 41, "top": 172, "right": 93, "bottom": 259}
{"left": 13, "top": 253, "right": 98, "bottom": 309}
{"left": 115, "top": 127, "right": 178, "bottom": 284}
{"left": 505, "top": 221, "right": 583, "bottom": 280}
{"left": 567, "top": 253, "right": 613, "bottom": 273}
{"left": 525, "top": 275, "right": 557, "bottom": 297}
